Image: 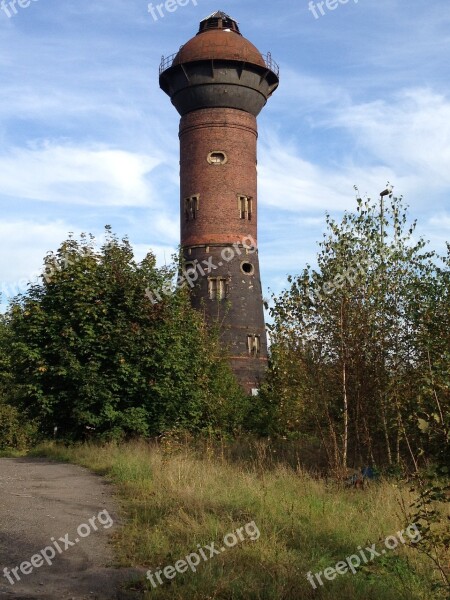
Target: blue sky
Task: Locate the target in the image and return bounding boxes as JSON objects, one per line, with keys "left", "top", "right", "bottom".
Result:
{"left": 1, "top": 0, "right": 449, "bottom": 311}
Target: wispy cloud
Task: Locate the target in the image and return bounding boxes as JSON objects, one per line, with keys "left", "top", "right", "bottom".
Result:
{"left": 0, "top": 0, "right": 448, "bottom": 309}
{"left": 327, "top": 89, "right": 450, "bottom": 189}
{"left": 0, "top": 219, "right": 76, "bottom": 307}
{"left": 0, "top": 143, "right": 163, "bottom": 206}
{"left": 258, "top": 133, "right": 398, "bottom": 212}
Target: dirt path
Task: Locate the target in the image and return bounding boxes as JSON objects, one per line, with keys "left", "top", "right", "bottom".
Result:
{"left": 0, "top": 458, "right": 136, "bottom": 600}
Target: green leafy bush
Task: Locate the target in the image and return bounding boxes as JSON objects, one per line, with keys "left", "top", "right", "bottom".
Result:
{"left": 0, "top": 401, "right": 37, "bottom": 450}
{"left": 3, "top": 228, "right": 248, "bottom": 441}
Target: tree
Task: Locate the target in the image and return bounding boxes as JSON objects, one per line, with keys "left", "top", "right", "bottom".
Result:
{"left": 411, "top": 244, "right": 450, "bottom": 464}
{"left": 262, "top": 191, "right": 439, "bottom": 472}
{"left": 0, "top": 312, "right": 37, "bottom": 450}
{"left": 5, "top": 228, "right": 247, "bottom": 440}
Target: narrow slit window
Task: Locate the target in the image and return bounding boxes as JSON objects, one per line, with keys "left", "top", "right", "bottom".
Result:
{"left": 208, "top": 277, "right": 217, "bottom": 300}
{"left": 218, "top": 278, "right": 226, "bottom": 300}
{"left": 184, "top": 195, "right": 199, "bottom": 221}
{"left": 247, "top": 334, "right": 261, "bottom": 357}
{"left": 208, "top": 277, "right": 227, "bottom": 300}
{"left": 192, "top": 196, "right": 198, "bottom": 219}
{"left": 238, "top": 195, "right": 252, "bottom": 220}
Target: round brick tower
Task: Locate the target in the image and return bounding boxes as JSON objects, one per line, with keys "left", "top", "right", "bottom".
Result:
{"left": 159, "top": 11, "right": 279, "bottom": 393}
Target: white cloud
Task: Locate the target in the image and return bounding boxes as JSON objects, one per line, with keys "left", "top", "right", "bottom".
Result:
{"left": 257, "top": 86, "right": 450, "bottom": 220}
{"left": 429, "top": 214, "right": 450, "bottom": 229}
{"left": 328, "top": 89, "right": 450, "bottom": 189}
{"left": 258, "top": 134, "right": 397, "bottom": 212}
{"left": 0, "top": 143, "right": 164, "bottom": 206}
{"left": 0, "top": 220, "right": 77, "bottom": 308}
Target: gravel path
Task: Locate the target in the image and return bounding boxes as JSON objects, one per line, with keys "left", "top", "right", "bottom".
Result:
{"left": 0, "top": 458, "right": 135, "bottom": 600}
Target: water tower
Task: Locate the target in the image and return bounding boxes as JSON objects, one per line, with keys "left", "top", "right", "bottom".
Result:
{"left": 159, "top": 11, "right": 279, "bottom": 392}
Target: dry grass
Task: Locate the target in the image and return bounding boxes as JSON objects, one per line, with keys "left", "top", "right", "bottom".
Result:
{"left": 31, "top": 439, "right": 442, "bottom": 599}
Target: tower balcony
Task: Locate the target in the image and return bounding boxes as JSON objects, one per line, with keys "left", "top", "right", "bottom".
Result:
{"left": 159, "top": 51, "right": 280, "bottom": 78}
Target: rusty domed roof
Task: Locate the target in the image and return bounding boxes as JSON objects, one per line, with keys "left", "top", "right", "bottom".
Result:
{"left": 159, "top": 11, "right": 279, "bottom": 117}
{"left": 172, "top": 12, "right": 266, "bottom": 69}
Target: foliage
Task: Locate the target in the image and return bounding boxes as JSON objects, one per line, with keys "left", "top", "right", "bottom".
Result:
{"left": 0, "top": 402, "right": 37, "bottom": 451}
{"left": 402, "top": 468, "right": 450, "bottom": 594}
{"left": 0, "top": 315, "right": 35, "bottom": 449}
{"left": 256, "top": 188, "right": 450, "bottom": 588}
{"left": 3, "top": 228, "right": 247, "bottom": 441}
{"left": 261, "top": 190, "right": 448, "bottom": 474}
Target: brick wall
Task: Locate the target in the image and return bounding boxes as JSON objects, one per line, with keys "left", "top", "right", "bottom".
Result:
{"left": 180, "top": 108, "right": 258, "bottom": 247}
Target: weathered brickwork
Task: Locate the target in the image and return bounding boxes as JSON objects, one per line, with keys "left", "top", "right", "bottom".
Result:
{"left": 180, "top": 109, "right": 258, "bottom": 247}
{"left": 183, "top": 244, "right": 268, "bottom": 391}
{"left": 159, "top": 12, "right": 279, "bottom": 392}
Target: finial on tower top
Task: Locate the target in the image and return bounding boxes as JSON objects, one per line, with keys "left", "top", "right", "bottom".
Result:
{"left": 198, "top": 11, "right": 241, "bottom": 35}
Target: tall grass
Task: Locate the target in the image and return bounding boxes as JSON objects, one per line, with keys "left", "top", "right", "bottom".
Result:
{"left": 31, "top": 439, "right": 441, "bottom": 599}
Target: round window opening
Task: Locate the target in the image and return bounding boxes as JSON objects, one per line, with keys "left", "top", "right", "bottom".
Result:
{"left": 207, "top": 151, "right": 228, "bottom": 165}
{"left": 241, "top": 262, "right": 254, "bottom": 275}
